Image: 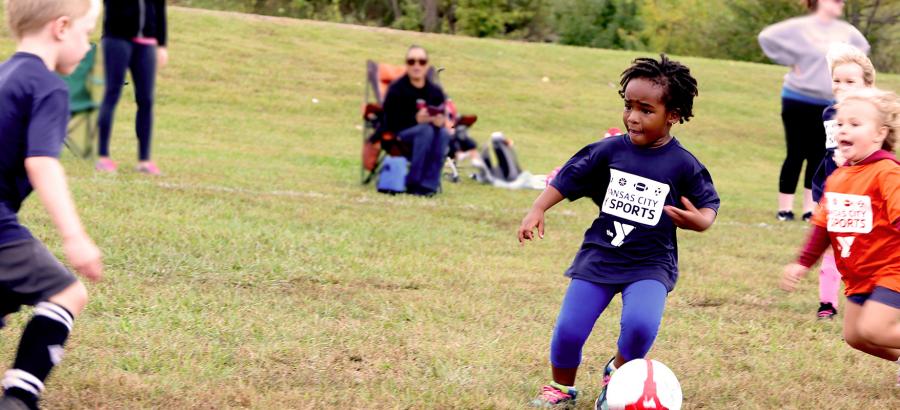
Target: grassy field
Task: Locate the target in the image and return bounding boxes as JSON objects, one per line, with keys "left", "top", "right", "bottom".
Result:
{"left": 1, "top": 6, "right": 900, "bottom": 409}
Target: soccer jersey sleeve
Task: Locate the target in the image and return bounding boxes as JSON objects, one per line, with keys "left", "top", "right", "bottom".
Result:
{"left": 550, "top": 142, "right": 607, "bottom": 202}
{"left": 684, "top": 166, "right": 720, "bottom": 212}
{"left": 881, "top": 167, "right": 900, "bottom": 226}
{"left": 26, "top": 89, "right": 68, "bottom": 158}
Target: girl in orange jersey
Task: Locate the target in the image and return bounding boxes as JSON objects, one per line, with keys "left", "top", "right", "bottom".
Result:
{"left": 781, "top": 88, "right": 900, "bottom": 384}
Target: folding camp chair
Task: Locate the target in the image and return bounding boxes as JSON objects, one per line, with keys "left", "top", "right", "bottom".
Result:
{"left": 61, "top": 43, "right": 100, "bottom": 159}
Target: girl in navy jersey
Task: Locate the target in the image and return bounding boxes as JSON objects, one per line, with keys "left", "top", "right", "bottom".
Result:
{"left": 518, "top": 55, "right": 720, "bottom": 409}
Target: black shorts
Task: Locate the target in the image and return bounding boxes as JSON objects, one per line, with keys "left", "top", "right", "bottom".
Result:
{"left": 847, "top": 286, "right": 900, "bottom": 309}
{"left": 0, "top": 239, "right": 76, "bottom": 327}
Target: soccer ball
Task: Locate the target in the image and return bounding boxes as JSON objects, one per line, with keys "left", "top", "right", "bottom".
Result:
{"left": 606, "top": 359, "right": 682, "bottom": 410}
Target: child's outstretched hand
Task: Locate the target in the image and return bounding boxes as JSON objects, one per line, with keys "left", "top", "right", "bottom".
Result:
{"left": 64, "top": 234, "right": 103, "bottom": 282}
{"left": 518, "top": 209, "right": 546, "bottom": 245}
{"left": 664, "top": 197, "right": 716, "bottom": 231}
{"left": 780, "top": 263, "right": 808, "bottom": 292}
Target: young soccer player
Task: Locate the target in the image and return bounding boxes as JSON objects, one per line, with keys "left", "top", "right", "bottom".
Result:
{"left": 0, "top": 1, "right": 104, "bottom": 409}
{"left": 810, "top": 44, "right": 876, "bottom": 320}
{"left": 781, "top": 88, "right": 900, "bottom": 384}
{"left": 518, "top": 55, "right": 720, "bottom": 409}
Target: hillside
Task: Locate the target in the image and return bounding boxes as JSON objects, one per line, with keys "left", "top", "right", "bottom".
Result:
{"left": 0, "top": 6, "right": 898, "bottom": 409}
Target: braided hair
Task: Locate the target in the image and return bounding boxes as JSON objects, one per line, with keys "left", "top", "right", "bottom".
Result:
{"left": 619, "top": 54, "right": 699, "bottom": 124}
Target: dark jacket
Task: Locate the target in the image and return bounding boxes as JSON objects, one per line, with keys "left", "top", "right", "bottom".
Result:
{"left": 381, "top": 75, "right": 446, "bottom": 135}
{"left": 103, "top": 0, "right": 168, "bottom": 46}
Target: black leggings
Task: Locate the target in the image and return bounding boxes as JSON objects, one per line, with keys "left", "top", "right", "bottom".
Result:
{"left": 97, "top": 37, "right": 157, "bottom": 161}
{"left": 779, "top": 98, "right": 827, "bottom": 194}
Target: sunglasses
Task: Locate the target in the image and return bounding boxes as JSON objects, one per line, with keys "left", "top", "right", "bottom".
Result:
{"left": 406, "top": 58, "right": 428, "bottom": 66}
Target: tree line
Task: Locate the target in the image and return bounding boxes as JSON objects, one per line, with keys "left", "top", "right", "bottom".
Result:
{"left": 172, "top": 0, "right": 899, "bottom": 72}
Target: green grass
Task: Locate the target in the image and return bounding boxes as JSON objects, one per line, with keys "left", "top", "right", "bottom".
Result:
{"left": 1, "top": 6, "right": 900, "bottom": 409}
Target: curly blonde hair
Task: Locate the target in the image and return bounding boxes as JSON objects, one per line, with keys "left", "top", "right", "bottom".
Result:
{"left": 838, "top": 88, "right": 900, "bottom": 152}
{"left": 827, "top": 43, "right": 876, "bottom": 86}
{"left": 4, "top": 0, "right": 91, "bottom": 40}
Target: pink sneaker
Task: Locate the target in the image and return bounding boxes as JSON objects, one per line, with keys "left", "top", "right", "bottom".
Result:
{"left": 530, "top": 384, "right": 577, "bottom": 408}
{"left": 95, "top": 158, "right": 117, "bottom": 173}
{"left": 136, "top": 161, "right": 162, "bottom": 176}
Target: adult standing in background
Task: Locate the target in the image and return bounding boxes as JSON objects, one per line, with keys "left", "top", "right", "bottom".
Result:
{"left": 96, "top": 0, "right": 168, "bottom": 175}
{"left": 758, "top": 0, "right": 868, "bottom": 221}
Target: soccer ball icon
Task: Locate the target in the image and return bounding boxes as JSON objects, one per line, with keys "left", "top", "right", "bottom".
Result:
{"left": 618, "top": 178, "right": 627, "bottom": 186}
{"left": 606, "top": 359, "right": 682, "bottom": 410}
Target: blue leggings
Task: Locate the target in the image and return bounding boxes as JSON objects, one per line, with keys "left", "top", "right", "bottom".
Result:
{"left": 98, "top": 37, "right": 157, "bottom": 161}
{"left": 550, "top": 278, "right": 667, "bottom": 369}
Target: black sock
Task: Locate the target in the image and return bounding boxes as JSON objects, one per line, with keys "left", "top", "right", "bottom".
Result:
{"left": 3, "top": 302, "right": 73, "bottom": 409}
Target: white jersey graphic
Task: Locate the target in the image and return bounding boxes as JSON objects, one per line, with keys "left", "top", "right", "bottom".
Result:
{"left": 824, "top": 119, "right": 838, "bottom": 149}
{"left": 836, "top": 236, "right": 855, "bottom": 258}
{"left": 825, "top": 192, "right": 873, "bottom": 234}
{"left": 610, "top": 221, "right": 635, "bottom": 247}
{"left": 602, "top": 169, "right": 670, "bottom": 226}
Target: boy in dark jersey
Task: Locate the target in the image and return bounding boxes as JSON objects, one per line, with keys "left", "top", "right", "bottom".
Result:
{"left": 519, "top": 55, "right": 719, "bottom": 409}
{"left": 0, "top": 1, "right": 103, "bottom": 409}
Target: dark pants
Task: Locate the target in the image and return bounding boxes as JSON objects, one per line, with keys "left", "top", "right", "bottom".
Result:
{"left": 398, "top": 124, "right": 449, "bottom": 195}
{"left": 97, "top": 37, "right": 157, "bottom": 161}
{"left": 779, "top": 98, "right": 828, "bottom": 194}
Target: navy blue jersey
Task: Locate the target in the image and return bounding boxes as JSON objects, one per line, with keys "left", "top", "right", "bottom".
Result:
{"left": 549, "top": 135, "right": 720, "bottom": 291}
{"left": 0, "top": 53, "right": 69, "bottom": 245}
{"left": 813, "top": 105, "right": 839, "bottom": 203}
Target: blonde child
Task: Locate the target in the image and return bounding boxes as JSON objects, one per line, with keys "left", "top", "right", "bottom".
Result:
{"left": 0, "top": 1, "right": 104, "bottom": 408}
{"left": 782, "top": 88, "right": 900, "bottom": 384}
{"left": 811, "top": 43, "right": 876, "bottom": 320}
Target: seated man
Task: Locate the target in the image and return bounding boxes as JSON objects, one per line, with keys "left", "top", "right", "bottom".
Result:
{"left": 380, "top": 45, "right": 449, "bottom": 196}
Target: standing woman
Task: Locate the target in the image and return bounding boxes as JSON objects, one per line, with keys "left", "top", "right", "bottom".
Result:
{"left": 96, "top": 0, "right": 168, "bottom": 175}
{"left": 758, "top": 0, "right": 868, "bottom": 221}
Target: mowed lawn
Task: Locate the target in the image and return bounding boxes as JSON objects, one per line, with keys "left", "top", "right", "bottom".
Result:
{"left": 1, "top": 6, "right": 900, "bottom": 409}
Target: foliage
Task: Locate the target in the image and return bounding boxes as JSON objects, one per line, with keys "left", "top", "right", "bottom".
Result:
{"left": 553, "top": 0, "right": 644, "bottom": 49}
{"left": 169, "top": 0, "right": 898, "bottom": 72}
{"left": 1, "top": 5, "right": 900, "bottom": 408}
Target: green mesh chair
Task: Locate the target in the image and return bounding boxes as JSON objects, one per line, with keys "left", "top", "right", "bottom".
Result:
{"left": 60, "top": 43, "right": 100, "bottom": 159}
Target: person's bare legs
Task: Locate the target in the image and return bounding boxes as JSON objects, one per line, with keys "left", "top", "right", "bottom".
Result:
{"left": 778, "top": 193, "right": 793, "bottom": 213}
{"left": 843, "top": 301, "right": 900, "bottom": 361}
{"left": 857, "top": 300, "right": 900, "bottom": 352}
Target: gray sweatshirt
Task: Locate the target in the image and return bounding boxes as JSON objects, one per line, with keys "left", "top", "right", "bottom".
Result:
{"left": 758, "top": 15, "right": 869, "bottom": 101}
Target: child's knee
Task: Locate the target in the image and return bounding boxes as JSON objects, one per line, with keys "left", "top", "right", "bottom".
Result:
{"left": 47, "top": 281, "right": 88, "bottom": 317}
{"left": 618, "top": 320, "right": 659, "bottom": 359}
{"left": 857, "top": 319, "right": 885, "bottom": 346}
{"left": 553, "top": 320, "right": 590, "bottom": 348}
{"left": 843, "top": 324, "right": 871, "bottom": 351}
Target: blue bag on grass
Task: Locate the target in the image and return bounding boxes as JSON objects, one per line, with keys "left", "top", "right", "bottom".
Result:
{"left": 377, "top": 156, "right": 408, "bottom": 194}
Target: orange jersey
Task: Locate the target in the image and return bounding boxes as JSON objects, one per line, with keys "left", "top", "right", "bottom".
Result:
{"left": 811, "top": 151, "right": 900, "bottom": 295}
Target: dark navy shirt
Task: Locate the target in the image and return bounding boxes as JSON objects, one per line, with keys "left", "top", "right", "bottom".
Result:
{"left": 813, "top": 105, "right": 839, "bottom": 203}
{"left": 550, "top": 135, "right": 720, "bottom": 291}
{"left": 381, "top": 75, "right": 446, "bottom": 135}
{"left": 0, "top": 53, "right": 69, "bottom": 245}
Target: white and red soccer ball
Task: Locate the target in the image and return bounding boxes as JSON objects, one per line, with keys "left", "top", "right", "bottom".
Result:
{"left": 606, "top": 359, "right": 683, "bottom": 410}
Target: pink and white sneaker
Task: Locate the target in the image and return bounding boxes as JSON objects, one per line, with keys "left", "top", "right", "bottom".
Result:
{"left": 95, "top": 158, "right": 118, "bottom": 173}
{"left": 530, "top": 384, "right": 577, "bottom": 408}
{"left": 135, "top": 161, "right": 162, "bottom": 176}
